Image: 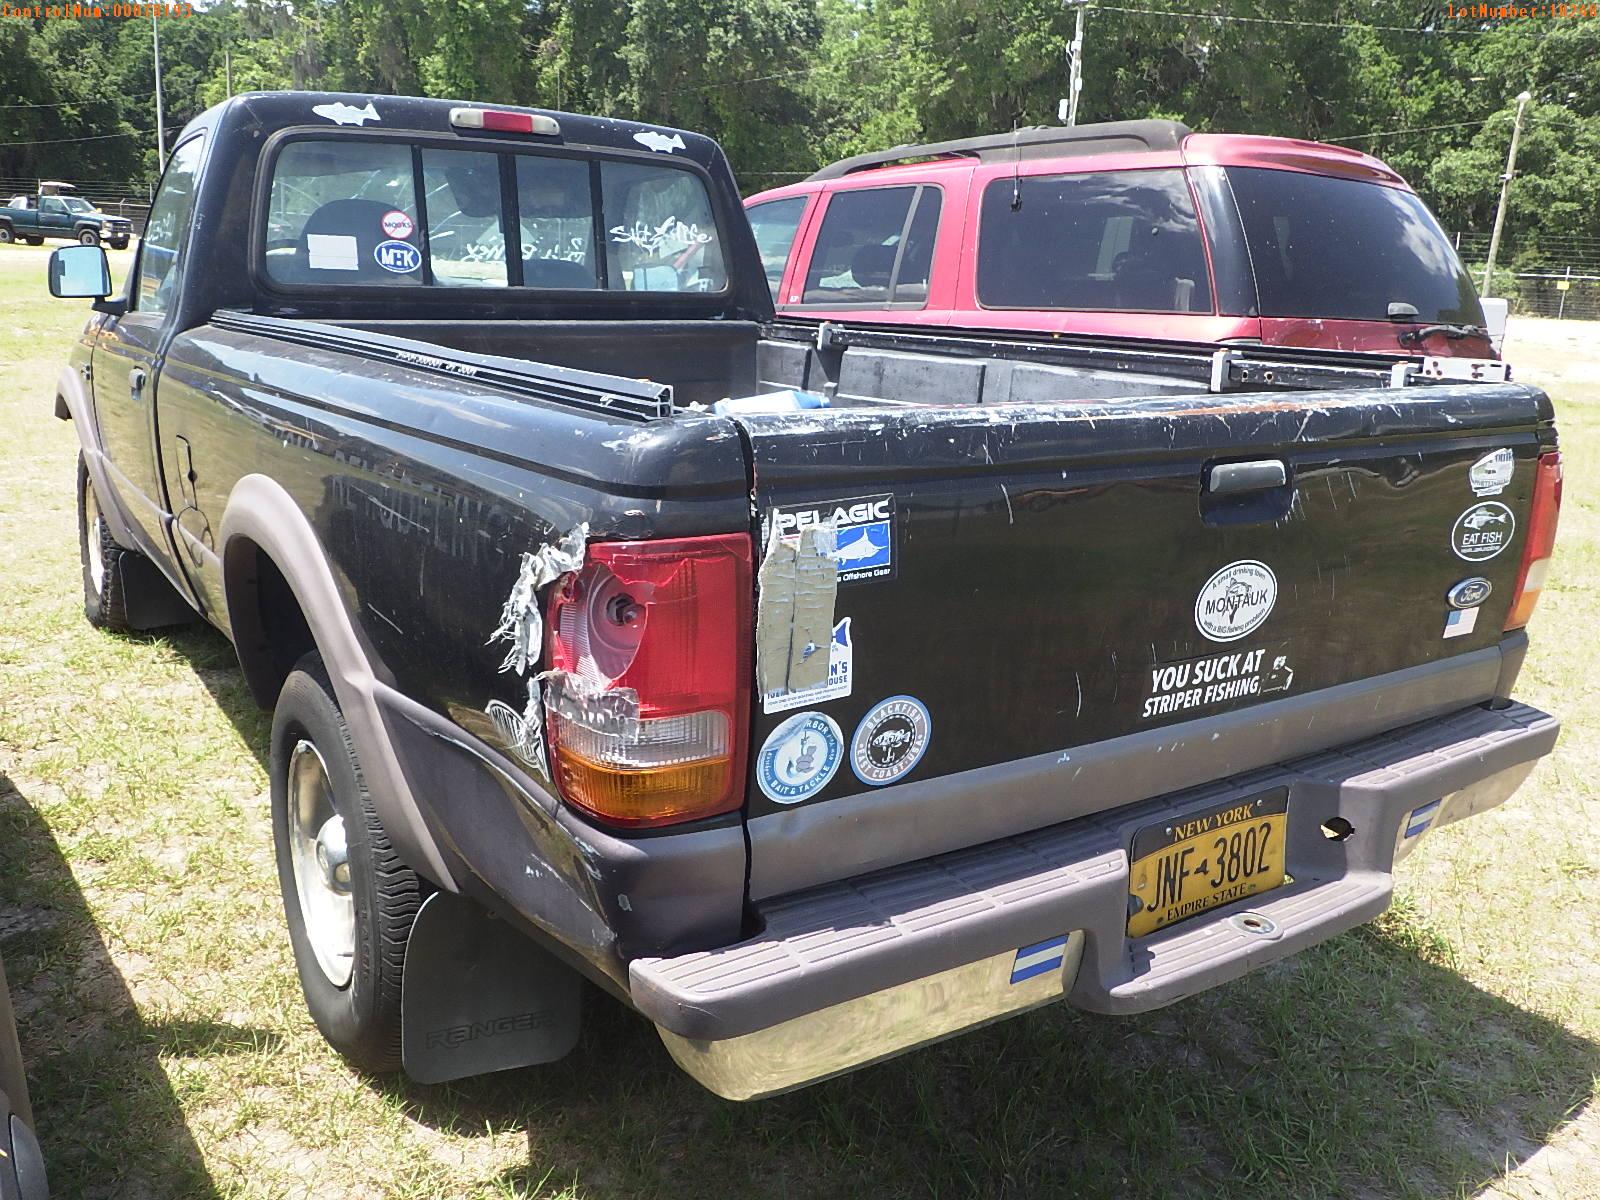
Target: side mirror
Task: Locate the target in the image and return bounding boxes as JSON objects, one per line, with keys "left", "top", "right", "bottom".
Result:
{"left": 47, "top": 245, "right": 112, "bottom": 299}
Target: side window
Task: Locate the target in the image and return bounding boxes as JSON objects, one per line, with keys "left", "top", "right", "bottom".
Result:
{"left": 40, "top": 197, "right": 67, "bottom": 215}
{"left": 746, "top": 197, "right": 807, "bottom": 300}
{"left": 976, "top": 169, "right": 1213, "bottom": 314}
{"left": 515, "top": 155, "right": 599, "bottom": 289}
{"left": 802, "top": 187, "right": 913, "bottom": 305}
{"left": 799, "top": 186, "right": 940, "bottom": 307}
{"left": 265, "top": 141, "right": 419, "bottom": 286}
{"left": 601, "top": 160, "right": 726, "bottom": 293}
{"left": 137, "top": 135, "right": 207, "bottom": 315}
{"left": 422, "top": 148, "right": 507, "bottom": 288}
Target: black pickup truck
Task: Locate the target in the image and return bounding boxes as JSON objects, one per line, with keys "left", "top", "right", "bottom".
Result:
{"left": 45, "top": 91, "right": 1562, "bottom": 1101}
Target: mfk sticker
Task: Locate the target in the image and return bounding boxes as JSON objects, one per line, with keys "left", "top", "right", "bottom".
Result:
{"left": 1443, "top": 607, "right": 1479, "bottom": 639}
{"left": 763, "top": 617, "right": 852, "bottom": 713}
{"left": 1470, "top": 448, "right": 1514, "bottom": 497}
{"left": 1194, "top": 560, "right": 1277, "bottom": 643}
{"left": 375, "top": 239, "right": 422, "bottom": 274}
{"left": 757, "top": 712, "right": 844, "bottom": 804}
{"left": 1452, "top": 501, "right": 1514, "bottom": 561}
{"left": 766, "top": 495, "right": 895, "bottom": 585}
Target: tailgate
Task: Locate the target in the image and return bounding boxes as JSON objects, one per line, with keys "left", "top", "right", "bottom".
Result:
{"left": 734, "top": 383, "right": 1556, "bottom": 897}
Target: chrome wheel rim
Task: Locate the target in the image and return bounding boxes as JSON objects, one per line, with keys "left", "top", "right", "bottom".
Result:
{"left": 84, "top": 482, "right": 106, "bottom": 596}
{"left": 287, "top": 739, "right": 356, "bottom": 989}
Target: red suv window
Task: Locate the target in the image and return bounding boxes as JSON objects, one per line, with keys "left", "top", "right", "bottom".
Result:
{"left": 801, "top": 186, "right": 942, "bottom": 307}
{"left": 977, "top": 169, "right": 1212, "bottom": 314}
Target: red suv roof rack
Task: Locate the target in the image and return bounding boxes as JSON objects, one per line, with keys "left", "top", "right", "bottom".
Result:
{"left": 805, "top": 119, "right": 1192, "bottom": 180}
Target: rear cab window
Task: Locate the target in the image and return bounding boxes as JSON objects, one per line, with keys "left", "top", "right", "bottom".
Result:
{"left": 1223, "top": 166, "right": 1484, "bottom": 325}
{"left": 977, "top": 168, "right": 1213, "bottom": 313}
{"left": 262, "top": 136, "right": 728, "bottom": 294}
{"left": 800, "top": 185, "right": 942, "bottom": 307}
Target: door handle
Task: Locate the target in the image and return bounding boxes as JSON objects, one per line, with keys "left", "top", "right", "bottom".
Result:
{"left": 129, "top": 367, "right": 147, "bottom": 396}
{"left": 1207, "top": 459, "right": 1287, "bottom": 495}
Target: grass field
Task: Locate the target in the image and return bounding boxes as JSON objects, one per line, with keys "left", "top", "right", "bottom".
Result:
{"left": 0, "top": 243, "right": 1596, "bottom": 1200}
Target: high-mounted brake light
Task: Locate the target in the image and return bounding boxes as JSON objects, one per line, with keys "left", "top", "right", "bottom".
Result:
{"left": 449, "top": 107, "right": 561, "bottom": 136}
{"left": 1505, "top": 450, "right": 1562, "bottom": 631}
{"left": 544, "top": 534, "right": 752, "bottom": 828}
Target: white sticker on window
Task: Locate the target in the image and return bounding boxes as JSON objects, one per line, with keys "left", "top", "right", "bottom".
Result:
{"left": 306, "top": 233, "right": 360, "bottom": 271}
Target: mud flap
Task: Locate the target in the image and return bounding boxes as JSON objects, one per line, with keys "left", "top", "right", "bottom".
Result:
{"left": 400, "top": 891, "right": 582, "bottom": 1085}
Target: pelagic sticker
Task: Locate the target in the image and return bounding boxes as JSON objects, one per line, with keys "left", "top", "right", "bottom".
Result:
{"left": 1142, "top": 643, "right": 1295, "bottom": 721}
{"left": 766, "top": 494, "right": 895, "bottom": 585}
{"left": 763, "top": 617, "right": 852, "bottom": 714}
{"left": 757, "top": 711, "right": 844, "bottom": 804}
{"left": 1194, "top": 559, "right": 1277, "bottom": 643}
{"left": 1452, "top": 501, "right": 1514, "bottom": 561}
{"left": 1470, "top": 447, "right": 1514, "bottom": 497}
{"left": 851, "top": 695, "right": 931, "bottom": 787}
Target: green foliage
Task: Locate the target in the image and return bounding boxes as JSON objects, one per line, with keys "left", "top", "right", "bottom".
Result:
{"left": 2, "top": 0, "right": 1598, "bottom": 252}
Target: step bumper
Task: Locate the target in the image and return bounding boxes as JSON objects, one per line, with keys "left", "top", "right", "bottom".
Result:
{"left": 630, "top": 702, "right": 1558, "bottom": 1099}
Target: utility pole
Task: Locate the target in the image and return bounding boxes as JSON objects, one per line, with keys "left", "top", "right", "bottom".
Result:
{"left": 225, "top": 47, "right": 233, "bottom": 97}
{"left": 1481, "top": 89, "right": 1532, "bottom": 297}
{"left": 152, "top": 10, "right": 166, "bottom": 167}
{"left": 1058, "top": 0, "right": 1090, "bottom": 126}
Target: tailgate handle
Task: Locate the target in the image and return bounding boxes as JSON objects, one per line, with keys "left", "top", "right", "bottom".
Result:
{"left": 1207, "top": 460, "right": 1287, "bottom": 495}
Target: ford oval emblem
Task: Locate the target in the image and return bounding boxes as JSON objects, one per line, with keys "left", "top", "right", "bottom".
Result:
{"left": 1447, "top": 577, "right": 1493, "bottom": 609}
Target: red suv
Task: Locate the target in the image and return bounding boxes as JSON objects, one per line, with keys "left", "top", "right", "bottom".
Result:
{"left": 746, "top": 121, "right": 1495, "bottom": 358}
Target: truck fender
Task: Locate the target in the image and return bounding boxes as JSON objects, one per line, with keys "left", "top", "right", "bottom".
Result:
{"left": 56, "top": 362, "right": 141, "bottom": 551}
{"left": 219, "top": 474, "right": 457, "bottom": 892}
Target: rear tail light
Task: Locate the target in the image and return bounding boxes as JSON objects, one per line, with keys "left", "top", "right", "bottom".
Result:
{"left": 449, "top": 107, "right": 561, "bottom": 136}
{"left": 1504, "top": 450, "right": 1562, "bottom": 631}
{"left": 544, "top": 534, "right": 752, "bottom": 828}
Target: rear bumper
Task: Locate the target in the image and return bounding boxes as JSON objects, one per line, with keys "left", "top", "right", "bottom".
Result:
{"left": 630, "top": 701, "right": 1558, "bottom": 1099}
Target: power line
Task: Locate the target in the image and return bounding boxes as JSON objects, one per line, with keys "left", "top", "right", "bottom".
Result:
{"left": 0, "top": 91, "right": 155, "bottom": 110}
{"left": 1093, "top": 3, "right": 1487, "bottom": 35}
{"left": 0, "top": 130, "right": 151, "bottom": 148}
{"left": 1326, "top": 118, "right": 1496, "bottom": 143}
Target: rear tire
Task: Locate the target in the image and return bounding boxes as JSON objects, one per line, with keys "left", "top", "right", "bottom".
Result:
{"left": 77, "top": 454, "right": 134, "bottom": 632}
{"left": 0, "top": 225, "right": 12, "bottom": 244}
{"left": 271, "top": 654, "right": 421, "bottom": 1072}
{"left": 77, "top": 228, "right": 100, "bottom": 247}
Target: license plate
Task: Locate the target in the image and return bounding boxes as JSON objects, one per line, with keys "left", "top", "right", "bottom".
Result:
{"left": 1127, "top": 788, "right": 1289, "bottom": 938}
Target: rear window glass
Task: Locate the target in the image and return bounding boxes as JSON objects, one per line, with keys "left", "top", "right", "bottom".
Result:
{"left": 977, "top": 169, "right": 1212, "bottom": 313}
{"left": 747, "top": 196, "right": 807, "bottom": 299}
{"left": 264, "top": 139, "right": 727, "bottom": 293}
{"left": 802, "top": 186, "right": 941, "bottom": 306}
{"left": 1224, "top": 167, "right": 1483, "bottom": 325}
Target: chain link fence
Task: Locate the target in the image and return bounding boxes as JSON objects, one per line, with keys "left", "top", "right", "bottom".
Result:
{"left": 1454, "top": 232, "right": 1600, "bottom": 321}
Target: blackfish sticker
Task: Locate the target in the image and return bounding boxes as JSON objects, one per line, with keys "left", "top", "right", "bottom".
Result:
{"left": 851, "top": 696, "right": 931, "bottom": 787}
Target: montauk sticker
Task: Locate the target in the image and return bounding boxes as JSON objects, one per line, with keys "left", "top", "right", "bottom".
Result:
{"left": 851, "top": 695, "right": 931, "bottom": 787}
{"left": 1194, "top": 560, "right": 1277, "bottom": 643}
{"left": 757, "top": 712, "right": 844, "bottom": 804}
{"left": 763, "top": 618, "right": 853, "bottom": 714}
{"left": 1142, "top": 644, "right": 1295, "bottom": 720}
{"left": 1452, "top": 501, "right": 1514, "bottom": 561}
{"left": 1470, "top": 448, "right": 1514, "bottom": 497}
{"left": 766, "top": 494, "right": 895, "bottom": 585}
